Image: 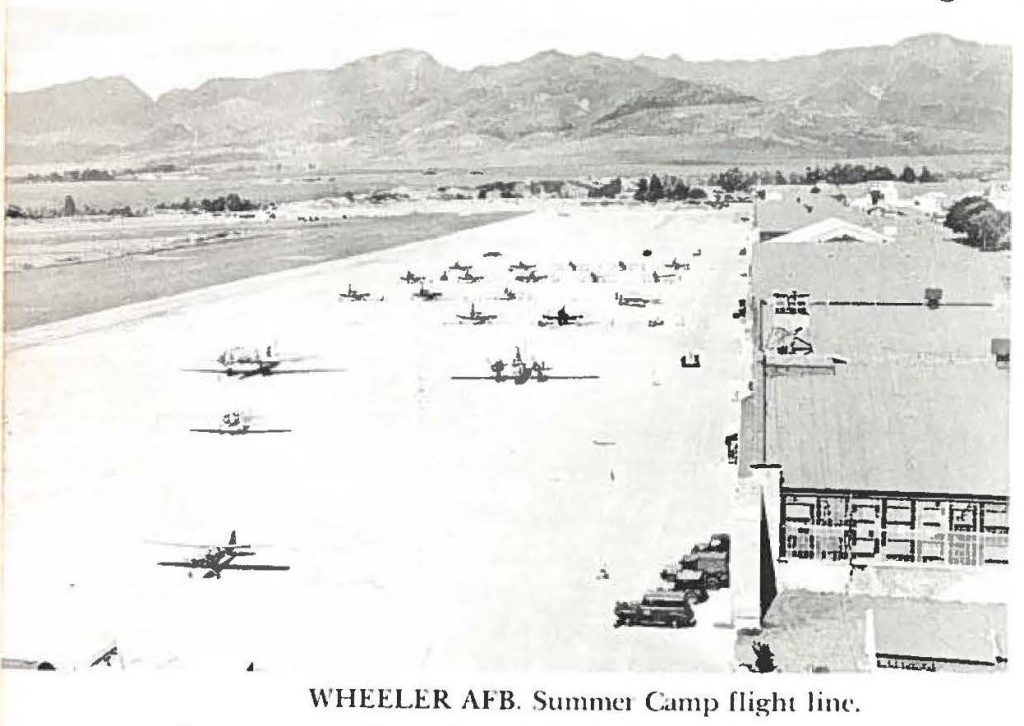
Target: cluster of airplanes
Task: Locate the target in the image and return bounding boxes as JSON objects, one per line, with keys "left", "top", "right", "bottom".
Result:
{"left": 153, "top": 252, "right": 684, "bottom": 575}
{"left": 4, "top": 245, "right": 708, "bottom": 670}
{"left": 69, "top": 251, "right": 703, "bottom": 605}
{"left": 342, "top": 252, "right": 703, "bottom": 332}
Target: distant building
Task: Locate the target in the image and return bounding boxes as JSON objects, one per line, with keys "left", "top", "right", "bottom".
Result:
{"left": 985, "top": 182, "right": 1011, "bottom": 212}
{"left": 868, "top": 180, "right": 899, "bottom": 204}
{"left": 909, "top": 191, "right": 947, "bottom": 215}
{"left": 763, "top": 218, "right": 892, "bottom": 245}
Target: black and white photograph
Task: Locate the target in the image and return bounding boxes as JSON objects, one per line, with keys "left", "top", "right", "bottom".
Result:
{"left": 1, "top": 0, "right": 1018, "bottom": 720}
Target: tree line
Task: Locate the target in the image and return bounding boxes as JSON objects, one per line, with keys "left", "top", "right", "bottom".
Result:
{"left": 633, "top": 174, "right": 708, "bottom": 202}
{"left": 15, "top": 163, "right": 181, "bottom": 184}
{"left": 155, "top": 194, "right": 258, "bottom": 213}
{"left": 19, "top": 168, "right": 116, "bottom": 183}
{"left": 706, "top": 164, "right": 941, "bottom": 193}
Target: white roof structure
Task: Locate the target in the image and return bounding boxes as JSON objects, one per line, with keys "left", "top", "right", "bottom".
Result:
{"left": 766, "top": 217, "right": 892, "bottom": 245}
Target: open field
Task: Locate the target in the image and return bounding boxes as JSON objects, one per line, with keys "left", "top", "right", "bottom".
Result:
{"left": 5, "top": 151, "right": 1007, "bottom": 213}
{"left": 4, "top": 211, "right": 520, "bottom": 330}
{"left": 3, "top": 204, "right": 751, "bottom": 671}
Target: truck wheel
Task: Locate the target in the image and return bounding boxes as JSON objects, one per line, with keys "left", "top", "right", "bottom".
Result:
{"left": 672, "top": 618, "right": 682, "bottom": 629}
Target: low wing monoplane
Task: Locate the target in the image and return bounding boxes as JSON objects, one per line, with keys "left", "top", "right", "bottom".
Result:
{"left": 338, "top": 284, "right": 372, "bottom": 301}
{"left": 190, "top": 411, "right": 291, "bottom": 435}
{"left": 539, "top": 305, "right": 585, "bottom": 327}
{"left": 514, "top": 270, "right": 548, "bottom": 283}
{"left": 183, "top": 346, "right": 343, "bottom": 379}
{"left": 156, "top": 530, "right": 290, "bottom": 579}
{"left": 455, "top": 303, "right": 497, "bottom": 325}
{"left": 508, "top": 261, "right": 536, "bottom": 272}
{"left": 452, "top": 347, "right": 598, "bottom": 385}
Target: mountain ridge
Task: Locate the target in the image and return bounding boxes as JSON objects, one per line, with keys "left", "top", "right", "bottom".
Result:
{"left": 6, "top": 34, "right": 1011, "bottom": 167}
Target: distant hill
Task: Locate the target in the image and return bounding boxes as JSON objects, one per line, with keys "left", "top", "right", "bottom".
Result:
{"left": 633, "top": 34, "right": 1011, "bottom": 157}
{"left": 5, "top": 35, "right": 1011, "bottom": 168}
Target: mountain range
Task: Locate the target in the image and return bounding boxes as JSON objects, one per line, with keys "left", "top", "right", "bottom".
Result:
{"left": 5, "top": 34, "right": 1011, "bottom": 168}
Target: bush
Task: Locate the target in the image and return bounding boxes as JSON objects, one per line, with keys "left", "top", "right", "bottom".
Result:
{"left": 964, "top": 208, "right": 1011, "bottom": 250}
{"left": 944, "top": 196, "right": 993, "bottom": 234}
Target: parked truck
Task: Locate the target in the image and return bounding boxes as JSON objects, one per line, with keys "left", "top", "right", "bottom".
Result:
{"left": 613, "top": 590, "right": 696, "bottom": 629}
{"left": 660, "top": 568, "right": 710, "bottom": 603}
{"left": 660, "top": 533, "right": 731, "bottom": 590}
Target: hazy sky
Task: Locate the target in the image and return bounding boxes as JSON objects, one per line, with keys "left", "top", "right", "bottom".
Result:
{"left": 6, "top": 0, "right": 1019, "bottom": 97}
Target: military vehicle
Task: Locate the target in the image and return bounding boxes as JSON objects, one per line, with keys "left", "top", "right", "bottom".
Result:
{"left": 661, "top": 534, "right": 730, "bottom": 589}
{"left": 613, "top": 590, "right": 696, "bottom": 628}
{"left": 658, "top": 569, "right": 710, "bottom": 603}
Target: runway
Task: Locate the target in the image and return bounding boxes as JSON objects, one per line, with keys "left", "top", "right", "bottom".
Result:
{"left": 3, "top": 203, "right": 752, "bottom": 671}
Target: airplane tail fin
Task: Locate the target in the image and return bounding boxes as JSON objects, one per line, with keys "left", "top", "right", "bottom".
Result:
{"left": 229, "top": 530, "right": 237, "bottom": 546}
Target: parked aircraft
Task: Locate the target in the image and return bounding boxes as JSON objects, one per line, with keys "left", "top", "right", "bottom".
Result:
{"left": 156, "top": 531, "right": 290, "bottom": 579}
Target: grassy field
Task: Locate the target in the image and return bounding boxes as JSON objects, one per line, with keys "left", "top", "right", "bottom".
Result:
{"left": 4, "top": 211, "right": 520, "bottom": 330}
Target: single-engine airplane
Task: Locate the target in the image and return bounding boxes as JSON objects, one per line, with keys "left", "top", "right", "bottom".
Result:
{"left": 508, "top": 261, "right": 536, "bottom": 272}
{"left": 156, "top": 530, "right": 290, "bottom": 579}
{"left": 190, "top": 411, "right": 291, "bottom": 436}
{"left": 483, "top": 251, "right": 502, "bottom": 258}
{"left": 455, "top": 303, "right": 497, "bottom": 325}
{"left": 449, "top": 261, "right": 473, "bottom": 272}
{"left": 399, "top": 270, "right": 425, "bottom": 284}
{"left": 414, "top": 284, "right": 442, "bottom": 301}
{"left": 452, "top": 347, "right": 598, "bottom": 385}
{"left": 615, "top": 292, "right": 660, "bottom": 308}
{"left": 338, "top": 284, "right": 372, "bottom": 301}
{"left": 459, "top": 269, "right": 484, "bottom": 283}
{"left": 665, "top": 258, "right": 690, "bottom": 271}
{"left": 539, "top": 305, "right": 585, "bottom": 327}
{"left": 184, "top": 346, "right": 343, "bottom": 379}
{"left": 514, "top": 270, "right": 548, "bottom": 283}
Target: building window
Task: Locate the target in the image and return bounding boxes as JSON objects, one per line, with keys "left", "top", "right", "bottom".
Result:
{"left": 786, "top": 529, "right": 814, "bottom": 559}
{"left": 981, "top": 534, "right": 1009, "bottom": 565}
{"left": 883, "top": 499, "right": 914, "bottom": 527}
{"left": 850, "top": 500, "right": 880, "bottom": 524}
{"left": 947, "top": 533, "right": 978, "bottom": 566}
{"left": 882, "top": 533, "right": 915, "bottom": 562}
{"left": 917, "top": 535, "right": 945, "bottom": 563}
{"left": 950, "top": 502, "right": 978, "bottom": 532}
{"left": 981, "top": 503, "right": 1009, "bottom": 534}
{"left": 816, "top": 497, "right": 848, "bottom": 527}
{"left": 917, "top": 501, "right": 945, "bottom": 529}
{"left": 779, "top": 489, "right": 1008, "bottom": 569}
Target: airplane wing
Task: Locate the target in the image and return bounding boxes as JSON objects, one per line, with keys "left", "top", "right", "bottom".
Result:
{"left": 218, "top": 563, "right": 290, "bottom": 571}
{"left": 157, "top": 561, "right": 204, "bottom": 569}
{"left": 243, "top": 429, "right": 292, "bottom": 434}
{"left": 147, "top": 539, "right": 254, "bottom": 548}
{"left": 189, "top": 428, "right": 225, "bottom": 434}
{"left": 181, "top": 367, "right": 227, "bottom": 374}
{"left": 265, "top": 368, "right": 345, "bottom": 375}
{"left": 542, "top": 374, "right": 601, "bottom": 380}
{"left": 450, "top": 375, "right": 497, "bottom": 380}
